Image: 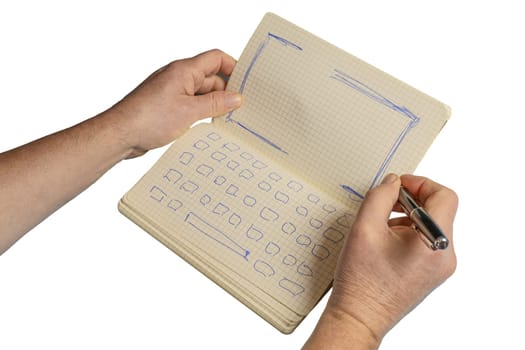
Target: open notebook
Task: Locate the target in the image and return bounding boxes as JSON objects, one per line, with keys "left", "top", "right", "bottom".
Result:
{"left": 118, "top": 13, "right": 450, "bottom": 333}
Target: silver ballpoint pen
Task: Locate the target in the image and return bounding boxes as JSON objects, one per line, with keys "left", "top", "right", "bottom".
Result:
{"left": 398, "top": 187, "right": 449, "bottom": 250}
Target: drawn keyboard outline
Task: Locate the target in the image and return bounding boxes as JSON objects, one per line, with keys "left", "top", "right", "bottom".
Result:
{"left": 185, "top": 212, "right": 250, "bottom": 259}
{"left": 145, "top": 127, "right": 353, "bottom": 307}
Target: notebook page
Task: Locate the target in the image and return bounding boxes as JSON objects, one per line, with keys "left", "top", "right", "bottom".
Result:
{"left": 120, "top": 123, "right": 354, "bottom": 318}
{"left": 215, "top": 13, "right": 450, "bottom": 204}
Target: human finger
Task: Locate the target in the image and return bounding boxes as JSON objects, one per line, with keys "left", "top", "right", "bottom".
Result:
{"left": 188, "top": 91, "right": 243, "bottom": 120}
{"left": 400, "top": 174, "right": 458, "bottom": 239}
{"left": 388, "top": 216, "right": 411, "bottom": 227}
{"left": 355, "top": 173, "right": 401, "bottom": 230}
{"left": 196, "top": 74, "right": 228, "bottom": 95}
{"left": 191, "top": 49, "right": 237, "bottom": 78}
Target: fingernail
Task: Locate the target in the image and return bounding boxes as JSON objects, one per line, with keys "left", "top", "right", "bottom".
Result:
{"left": 225, "top": 92, "right": 242, "bottom": 110}
{"left": 382, "top": 173, "right": 398, "bottom": 184}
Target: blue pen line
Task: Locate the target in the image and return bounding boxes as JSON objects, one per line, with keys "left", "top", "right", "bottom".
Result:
{"left": 226, "top": 33, "right": 302, "bottom": 154}
{"left": 227, "top": 31, "right": 420, "bottom": 201}
{"left": 240, "top": 39, "right": 267, "bottom": 93}
{"left": 267, "top": 33, "right": 303, "bottom": 51}
{"left": 185, "top": 212, "right": 250, "bottom": 260}
{"left": 331, "top": 69, "right": 420, "bottom": 122}
{"left": 225, "top": 39, "right": 267, "bottom": 123}
{"left": 339, "top": 185, "right": 364, "bottom": 200}
{"left": 369, "top": 120, "right": 418, "bottom": 189}
{"left": 233, "top": 120, "right": 289, "bottom": 154}
{"left": 334, "top": 69, "right": 421, "bottom": 199}
{"left": 225, "top": 40, "right": 267, "bottom": 123}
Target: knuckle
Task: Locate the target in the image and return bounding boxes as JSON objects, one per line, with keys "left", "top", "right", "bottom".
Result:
{"left": 207, "top": 48, "right": 223, "bottom": 56}
{"left": 447, "top": 188, "right": 459, "bottom": 208}
{"left": 437, "top": 185, "right": 459, "bottom": 208}
{"left": 364, "top": 185, "right": 382, "bottom": 200}
{"left": 209, "top": 92, "right": 222, "bottom": 115}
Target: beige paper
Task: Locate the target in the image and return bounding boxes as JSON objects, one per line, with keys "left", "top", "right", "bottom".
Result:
{"left": 119, "top": 13, "right": 450, "bottom": 333}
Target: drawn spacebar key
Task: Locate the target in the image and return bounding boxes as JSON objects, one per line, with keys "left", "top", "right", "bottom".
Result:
{"left": 184, "top": 212, "right": 250, "bottom": 260}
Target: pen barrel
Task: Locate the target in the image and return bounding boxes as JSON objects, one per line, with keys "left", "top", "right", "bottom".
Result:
{"left": 410, "top": 208, "right": 449, "bottom": 250}
{"left": 398, "top": 187, "right": 449, "bottom": 250}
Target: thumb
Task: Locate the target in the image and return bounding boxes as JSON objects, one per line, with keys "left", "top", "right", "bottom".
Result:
{"left": 190, "top": 91, "right": 243, "bottom": 119}
{"left": 356, "top": 173, "right": 401, "bottom": 226}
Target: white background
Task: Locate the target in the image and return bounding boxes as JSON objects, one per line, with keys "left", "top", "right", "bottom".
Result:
{"left": 1, "top": 1, "right": 523, "bottom": 349}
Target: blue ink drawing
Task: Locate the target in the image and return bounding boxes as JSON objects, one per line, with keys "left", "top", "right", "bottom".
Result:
{"left": 184, "top": 212, "right": 250, "bottom": 260}
{"left": 254, "top": 260, "right": 275, "bottom": 277}
{"left": 225, "top": 29, "right": 419, "bottom": 200}
{"left": 331, "top": 69, "right": 420, "bottom": 199}
{"left": 226, "top": 33, "right": 303, "bottom": 154}
{"left": 279, "top": 278, "right": 305, "bottom": 296}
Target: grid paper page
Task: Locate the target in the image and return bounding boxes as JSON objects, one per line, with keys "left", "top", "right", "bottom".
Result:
{"left": 120, "top": 13, "right": 451, "bottom": 334}
{"left": 216, "top": 13, "right": 450, "bottom": 205}
{"left": 120, "top": 123, "right": 353, "bottom": 321}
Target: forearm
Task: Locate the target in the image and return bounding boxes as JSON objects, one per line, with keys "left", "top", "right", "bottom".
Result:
{"left": 303, "top": 305, "right": 381, "bottom": 350}
{"left": 0, "top": 109, "right": 131, "bottom": 254}
{"left": 0, "top": 50, "right": 241, "bottom": 255}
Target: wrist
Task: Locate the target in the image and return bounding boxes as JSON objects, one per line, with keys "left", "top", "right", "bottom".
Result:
{"left": 303, "top": 303, "right": 382, "bottom": 350}
{"left": 101, "top": 106, "right": 145, "bottom": 159}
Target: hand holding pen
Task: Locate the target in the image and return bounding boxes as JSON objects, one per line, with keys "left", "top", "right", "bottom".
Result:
{"left": 305, "top": 174, "right": 458, "bottom": 348}
{"left": 398, "top": 186, "right": 449, "bottom": 250}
